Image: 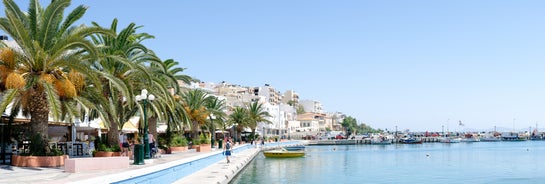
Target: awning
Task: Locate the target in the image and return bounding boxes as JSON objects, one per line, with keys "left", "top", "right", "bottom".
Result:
{"left": 121, "top": 116, "right": 140, "bottom": 133}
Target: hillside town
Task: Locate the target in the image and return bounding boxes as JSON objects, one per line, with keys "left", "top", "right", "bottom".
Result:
{"left": 163, "top": 81, "right": 346, "bottom": 140}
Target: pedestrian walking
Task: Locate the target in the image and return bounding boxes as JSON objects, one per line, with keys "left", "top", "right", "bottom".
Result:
{"left": 224, "top": 139, "right": 232, "bottom": 163}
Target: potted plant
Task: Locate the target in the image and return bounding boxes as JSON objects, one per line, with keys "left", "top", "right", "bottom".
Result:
{"left": 191, "top": 137, "right": 200, "bottom": 150}
{"left": 12, "top": 134, "right": 69, "bottom": 167}
{"left": 196, "top": 133, "right": 211, "bottom": 152}
{"left": 168, "top": 135, "right": 188, "bottom": 153}
{"left": 93, "top": 136, "right": 121, "bottom": 157}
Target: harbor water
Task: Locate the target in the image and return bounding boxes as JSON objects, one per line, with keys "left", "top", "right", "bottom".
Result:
{"left": 232, "top": 141, "right": 545, "bottom": 184}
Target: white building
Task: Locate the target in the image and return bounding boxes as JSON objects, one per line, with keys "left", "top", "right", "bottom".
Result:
{"left": 299, "top": 99, "right": 323, "bottom": 114}
{"left": 281, "top": 90, "right": 299, "bottom": 106}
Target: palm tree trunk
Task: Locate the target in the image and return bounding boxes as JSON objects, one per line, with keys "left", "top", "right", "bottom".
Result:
{"left": 251, "top": 128, "right": 256, "bottom": 142}
{"left": 107, "top": 116, "right": 120, "bottom": 148}
{"left": 191, "top": 120, "right": 199, "bottom": 139}
{"left": 29, "top": 87, "right": 50, "bottom": 153}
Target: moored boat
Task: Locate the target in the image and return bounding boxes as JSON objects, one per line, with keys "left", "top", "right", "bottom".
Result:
{"left": 399, "top": 137, "right": 422, "bottom": 144}
{"left": 439, "top": 137, "right": 461, "bottom": 143}
{"left": 285, "top": 146, "right": 305, "bottom": 151}
{"left": 370, "top": 136, "right": 392, "bottom": 145}
{"left": 264, "top": 148, "right": 305, "bottom": 158}
{"left": 480, "top": 136, "right": 501, "bottom": 142}
{"left": 461, "top": 133, "right": 480, "bottom": 142}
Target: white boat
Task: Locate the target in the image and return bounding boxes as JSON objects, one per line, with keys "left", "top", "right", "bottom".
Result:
{"left": 440, "top": 137, "right": 461, "bottom": 143}
{"left": 461, "top": 137, "right": 480, "bottom": 142}
{"left": 480, "top": 136, "right": 501, "bottom": 142}
{"left": 480, "top": 132, "right": 501, "bottom": 142}
{"left": 461, "top": 134, "right": 480, "bottom": 142}
{"left": 370, "top": 136, "right": 392, "bottom": 145}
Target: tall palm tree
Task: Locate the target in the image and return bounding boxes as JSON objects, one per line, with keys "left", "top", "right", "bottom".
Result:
{"left": 146, "top": 58, "right": 193, "bottom": 140}
{"left": 89, "top": 18, "right": 155, "bottom": 147}
{"left": 0, "top": 0, "right": 109, "bottom": 153}
{"left": 227, "top": 106, "right": 250, "bottom": 143}
{"left": 247, "top": 101, "right": 271, "bottom": 142}
{"left": 180, "top": 89, "right": 212, "bottom": 140}
{"left": 204, "top": 96, "right": 227, "bottom": 144}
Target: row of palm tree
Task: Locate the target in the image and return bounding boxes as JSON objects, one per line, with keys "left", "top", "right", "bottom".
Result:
{"left": 0, "top": 0, "right": 274, "bottom": 154}
{"left": 228, "top": 102, "right": 272, "bottom": 142}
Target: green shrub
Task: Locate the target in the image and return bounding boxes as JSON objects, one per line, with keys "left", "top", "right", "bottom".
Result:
{"left": 95, "top": 136, "right": 121, "bottom": 152}
{"left": 199, "top": 133, "right": 210, "bottom": 144}
{"left": 192, "top": 137, "right": 200, "bottom": 145}
{"left": 170, "top": 135, "right": 188, "bottom": 147}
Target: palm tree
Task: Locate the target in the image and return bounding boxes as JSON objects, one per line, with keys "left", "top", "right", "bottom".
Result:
{"left": 0, "top": 0, "right": 109, "bottom": 153}
{"left": 247, "top": 101, "right": 271, "bottom": 142}
{"left": 153, "top": 59, "right": 193, "bottom": 94}
{"left": 227, "top": 107, "right": 249, "bottom": 143}
{"left": 180, "top": 89, "right": 212, "bottom": 140}
{"left": 204, "top": 96, "right": 227, "bottom": 145}
{"left": 89, "top": 18, "right": 155, "bottom": 147}
{"left": 146, "top": 58, "right": 193, "bottom": 140}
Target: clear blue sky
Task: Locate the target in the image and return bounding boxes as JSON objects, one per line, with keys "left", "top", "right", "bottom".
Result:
{"left": 3, "top": 0, "right": 545, "bottom": 131}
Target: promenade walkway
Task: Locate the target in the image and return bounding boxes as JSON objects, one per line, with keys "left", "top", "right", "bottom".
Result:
{"left": 0, "top": 147, "right": 208, "bottom": 184}
{"left": 0, "top": 141, "right": 305, "bottom": 184}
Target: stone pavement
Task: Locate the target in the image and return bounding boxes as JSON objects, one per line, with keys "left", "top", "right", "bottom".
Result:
{"left": 173, "top": 146, "right": 260, "bottom": 184}
{"left": 0, "top": 141, "right": 304, "bottom": 184}
{"left": 0, "top": 146, "right": 247, "bottom": 184}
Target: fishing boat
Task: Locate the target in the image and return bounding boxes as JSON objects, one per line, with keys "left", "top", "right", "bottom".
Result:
{"left": 439, "top": 137, "right": 461, "bottom": 143}
{"left": 399, "top": 137, "right": 422, "bottom": 144}
{"left": 461, "top": 133, "right": 480, "bottom": 142}
{"left": 480, "top": 136, "right": 501, "bottom": 142}
{"left": 480, "top": 132, "right": 501, "bottom": 142}
{"left": 264, "top": 148, "right": 305, "bottom": 158}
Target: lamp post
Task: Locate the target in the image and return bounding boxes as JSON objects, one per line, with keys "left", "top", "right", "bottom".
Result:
{"left": 209, "top": 114, "right": 216, "bottom": 148}
{"left": 136, "top": 89, "right": 155, "bottom": 159}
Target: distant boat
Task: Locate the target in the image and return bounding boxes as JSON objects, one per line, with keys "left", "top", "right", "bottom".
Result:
{"left": 461, "top": 134, "right": 480, "bottom": 142}
{"left": 264, "top": 148, "right": 305, "bottom": 158}
{"left": 399, "top": 137, "right": 422, "bottom": 144}
{"left": 370, "top": 136, "right": 392, "bottom": 145}
{"left": 480, "top": 132, "right": 501, "bottom": 142}
{"left": 480, "top": 136, "right": 501, "bottom": 142}
{"left": 461, "top": 137, "right": 480, "bottom": 142}
{"left": 439, "top": 137, "right": 461, "bottom": 143}
{"left": 501, "top": 132, "right": 526, "bottom": 141}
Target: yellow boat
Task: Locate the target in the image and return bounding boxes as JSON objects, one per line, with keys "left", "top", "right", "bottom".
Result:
{"left": 263, "top": 148, "right": 305, "bottom": 158}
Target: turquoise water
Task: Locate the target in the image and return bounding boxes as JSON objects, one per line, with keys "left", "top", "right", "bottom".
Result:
{"left": 232, "top": 141, "right": 545, "bottom": 184}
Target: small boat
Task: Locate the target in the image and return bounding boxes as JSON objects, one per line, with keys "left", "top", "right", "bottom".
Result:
{"left": 439, "top": 137, "right": 461, "bottom": 143}
{"left": 284, "top": 146, "right": 305, "bottom": 151}
{"left": 480, "top": 132, "right": 501, "bottom": 142}
{"left": 461, "top": 133, "right": 480, "bottom": 142}
{"left": 399, "top": 137, "right": 422, "bottom": 144}
{"left": 480, "top": 136, "right": 501, "bottom": 142}
{"left": 501, "top": 132, "right": 526, "bottom": 141}
{"left": 264, "top": 148, "right": 305, "bottom": 158}
{"left": 370, "top": 136, "right": 392, "bottom": 145}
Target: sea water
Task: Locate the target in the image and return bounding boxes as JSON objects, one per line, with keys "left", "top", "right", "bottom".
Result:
{"left": 231, "top": 141, "right": 545, "bottom": 184}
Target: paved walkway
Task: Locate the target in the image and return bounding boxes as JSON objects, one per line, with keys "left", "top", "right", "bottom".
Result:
{"left": 174, "top": 147, "right": 260, "bottom": 184}
{"left": 0, "top": 141, "right": 304, "bottom": 184}
{"left": 0, "top": 145, "right": 250, "bottom": 184}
